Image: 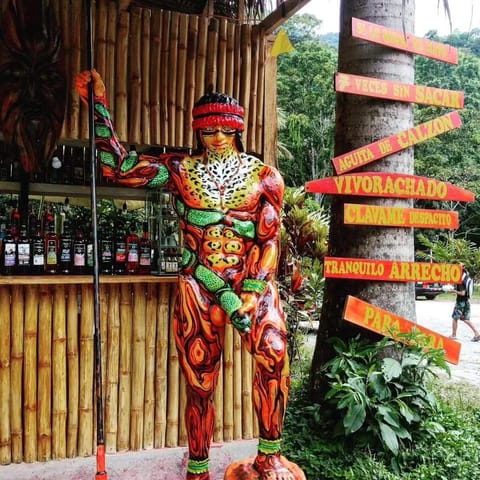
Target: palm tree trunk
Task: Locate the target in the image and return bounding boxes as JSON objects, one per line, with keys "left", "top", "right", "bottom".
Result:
{"left": 310, "top": 0, "right": 416, "bottom": 395}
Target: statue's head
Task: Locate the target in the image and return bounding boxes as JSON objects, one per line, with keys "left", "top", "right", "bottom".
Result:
{"left": 192, "top": 93, "right": 245, "bottom": 152}
{"left": 0, "top": 0, "right": 66, "bottom": 173}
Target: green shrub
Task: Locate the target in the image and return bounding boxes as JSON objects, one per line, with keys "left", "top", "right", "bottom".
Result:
{"left": 320, "top": 333, "right": 450, "bottom": 455}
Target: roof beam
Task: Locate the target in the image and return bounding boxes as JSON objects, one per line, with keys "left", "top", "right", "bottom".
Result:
{"left": 259, "top": 0, "right": 311, "bottom": 34}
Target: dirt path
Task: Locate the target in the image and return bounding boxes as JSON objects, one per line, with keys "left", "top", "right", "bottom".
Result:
{"left": 416, "top": 299, "right": 480, "bottom": 387}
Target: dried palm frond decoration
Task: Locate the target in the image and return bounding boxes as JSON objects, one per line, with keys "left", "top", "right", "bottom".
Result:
{"left": 127, "top": 0, "right": 273, "bottom": 20}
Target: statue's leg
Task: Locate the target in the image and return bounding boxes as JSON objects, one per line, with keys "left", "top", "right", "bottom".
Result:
{"left": 243, "top": 284, "right": 296, "bottom": 480}
{"left": 174, "top": 276, "right": 225, "bottom": 480}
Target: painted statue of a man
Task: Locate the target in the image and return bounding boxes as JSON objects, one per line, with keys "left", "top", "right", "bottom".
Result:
{"left": 76, "top": 69, "right": 297, "bottom": 480}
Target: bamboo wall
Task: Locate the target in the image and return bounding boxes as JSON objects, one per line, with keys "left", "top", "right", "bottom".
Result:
{"left": 48, "top": 0, "right": 273, "bottom": 157}
{"left": 0, "top": 277, "right": 257, "bottom": 464}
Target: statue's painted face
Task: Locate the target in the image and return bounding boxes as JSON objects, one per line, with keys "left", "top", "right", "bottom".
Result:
{"left": 0, "top": 0, "right": 66, "bottom": 173}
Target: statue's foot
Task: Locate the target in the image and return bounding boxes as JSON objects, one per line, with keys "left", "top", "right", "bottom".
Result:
{"left": 254, "top": 453, "right": 295, "bottom": 480}
{"left": 186, "top": 472, "right": 210, "bottom": 480}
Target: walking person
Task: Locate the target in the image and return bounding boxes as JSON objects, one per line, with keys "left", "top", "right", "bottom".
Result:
{"left": 449, "top": 265, "right": 480, "bottom": 341}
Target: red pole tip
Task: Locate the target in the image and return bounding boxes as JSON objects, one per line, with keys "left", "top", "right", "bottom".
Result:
{"left": 95, "top": 472, "right": 108, "bottom": 479}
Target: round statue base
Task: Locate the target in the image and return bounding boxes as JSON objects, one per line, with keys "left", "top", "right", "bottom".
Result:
{"left": 224, "top": 456, "right": 306, "bottom": 480}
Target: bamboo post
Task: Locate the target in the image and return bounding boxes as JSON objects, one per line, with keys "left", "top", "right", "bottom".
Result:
{"left": 150, "top": 10, "right": 162, "bottom": 145}
{"left": 175, "top": 14, "right": 188, "bottom": 146}
{"left": 166, "top": 285, "right": 179, "bottom": 447}
{"left": 178, "top": 373, "right": 188, "bottom": 447}
{"left": 213, "top": 359, "right": 223, "bottom": 443}
{"left": 252, "top": 356, "right": 259, "bottom": 438}
{"left": 263, "top": 35, "right": 278, "bottom": 168}
{"left": 225, "top": 22, "right": 236, "bottom": 96}
{"left": 130, "top": 284, "right": 146, "bottom": 450}
{"left": 248, "top": 26, "right": 260, "bottom": 151}
{"left": 37, "top": 284, "right": 52, "bottom": 461}
{"left": 10, "top": 285, "right": 24, "bottom": 462}
{"left": 23, "top": 285, "right": 38, "bottom": 462}
{"left": 141, "top": 8, "right": 152, "bottom": 145}
{"left": 240, "top": 24, "right": 252, "bottom": 152}
{"left": 194, "top": 15, "right": 208, "bottom": 102}
{"left": 184, "top": 15, "right": 198, "bottom": 147}
{"left": 115, "top": 8, "right": 130, "bottom": 141}
{"left": 232, "top": 24, "right": 242, "bottom": 110}
{"left": 223, "top": 323, "right": 234, "bottom": 442}
{"left": 78, "top": 285, "right": 94, "bottom": 457}
{"left": 160, "top": 10, "right": 171, "bottom": 145}
{"left": 0, "top": 285, "right": 11, "bottom": 465}
{"left": 154, "top": 283, "right": 170, "bottom": 448}
{"left": 167, "top": 12, "right": 180, "bottom": 145}
{"left": 105, "top": 1, "right": 118, "bottom": 120}
{"left": 59, "top": 0, "right": 73, "bottom": 138}
{"left": 95, "top": 0, "right": 108, "bottom": 93}
{"left": 52, "top": 284, "right": 67, "bottom": 460}
{"left": 128, "top": 7, "right": 142, "bottom": 145}
{"left": 117, "top": 283, "right": 133, "bottom": 451}
{"left": 100, "top": 284, "right": 109, "bottom": 430}
{"left": 206, "top": 17, "right": 219, "bottom": 91}
{"left": 216, "top": 18, "right": 228, "bottom": 94}
{"left": 144, "top": 283, "right": 158, "bottom": 449}
{"left": 105, "top": 284, "right": 120, "bottom": 452}
{"left": 241, "top": 342, "right": 253, "bottom": 439}
{"left": 255, "top": 34, "right": 266, "bottom": 156}
{"left": 233, "top": 330, "right": 243, "bottom": 439}
{"left": 66, "top": 284, "right": 79, "bottom": 458}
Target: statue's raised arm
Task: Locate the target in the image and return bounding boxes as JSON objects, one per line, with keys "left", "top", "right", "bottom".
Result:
{"left": 75, "top": 69, "right": 169, "bottom": 188}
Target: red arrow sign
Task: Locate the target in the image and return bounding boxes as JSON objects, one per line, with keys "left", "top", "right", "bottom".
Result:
{"left": 306, "top": 173, "right": 474, "bottom": 202}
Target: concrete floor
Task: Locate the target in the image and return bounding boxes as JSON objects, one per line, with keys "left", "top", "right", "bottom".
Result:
{"left": 0, "top": 439, "right": 258, "bottom": 480}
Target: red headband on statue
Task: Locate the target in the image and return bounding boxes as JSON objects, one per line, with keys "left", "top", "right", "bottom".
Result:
{"left": 192, "top": 102, "right": 245, "bottom": 131}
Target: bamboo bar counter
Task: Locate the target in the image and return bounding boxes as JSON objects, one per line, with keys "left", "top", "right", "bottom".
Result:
{"left": 0, "top": 274, "right": 256, "bottom": 464}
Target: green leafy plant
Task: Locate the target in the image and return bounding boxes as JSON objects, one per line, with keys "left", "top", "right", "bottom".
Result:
{"left": 320, "top": 333, "right": 450, "bottom": 455}
{"left": 279, "top": 187, "right": 328, "bottom": 362}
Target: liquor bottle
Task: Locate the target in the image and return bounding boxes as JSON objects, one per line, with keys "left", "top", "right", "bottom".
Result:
{"left": 100, "top": 227, "right": 114, "bottom": 274}
{"left": 138, "top": 222, "right": 152, "bottom": 275}
{"left": 16, "top": 224, "right": 31, "bottom": 274}
{"left": 59, "top": 223, "right": 73, "bottom": 274}
{"left": 126, "top": 222, "right": 140, "bottom": 274}
{"left": 0, "top": 216, "right": 6, "bottom": 260}
{"left": 72, "top": 228, "right": 87, "bottom": 274}
{"left": 158, "top": 249, "right": 166, "bottom": 274}
{"left": 44, "top": 222, "right": 59, "bottom": 274}
{"left": 113, "top": 225, "right": 126, "bottom": 275}
{"left": 42, "top": 207, "right": 54, "bottom": 236}
{"left": 86, "top": 229, "right": 94, "bottom": 274}
{"left": 31, "top": 221, "right": 45, "bottom": 274}
{"left": 2, "top": 226, "right": 16, "bottom": 275}
{"left": 10, "top": 207, "right": 20, "bottom": 239}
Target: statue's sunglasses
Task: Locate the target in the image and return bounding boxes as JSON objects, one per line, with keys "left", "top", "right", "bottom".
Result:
{"left": 200, "top": 128, "right": 237, "bottom": 136}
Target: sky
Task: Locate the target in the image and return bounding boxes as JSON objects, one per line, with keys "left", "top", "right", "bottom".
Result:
{"left": 298, "top": 0, "right": 479, "bottom": 36}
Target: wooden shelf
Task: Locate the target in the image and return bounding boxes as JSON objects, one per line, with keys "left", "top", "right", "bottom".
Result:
{"left": 0, "top": 274, "right": 178, "bottom": 285}
{"left": 0, "top": 181, "right": 147, "bottom": 201}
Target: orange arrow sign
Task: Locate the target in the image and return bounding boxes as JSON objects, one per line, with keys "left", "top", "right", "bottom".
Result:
{"left": 343, "top": 295, "right": 461, "bottom": 364}
{"left": 335, "top": 72, "right": 464, "bottom": 109}
{"left": 306, "top": 173, "right": 474, "bottom": 202}
{"left": 352, "top": 17, "right": 458, "bottom": 64}
{"left": 330, "top": 111, "right": 462, "bottom": 174}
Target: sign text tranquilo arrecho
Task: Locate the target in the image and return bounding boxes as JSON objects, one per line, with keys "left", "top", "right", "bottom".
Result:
{"left": 323, "top": 257, "right": 462, "bottom": 283}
